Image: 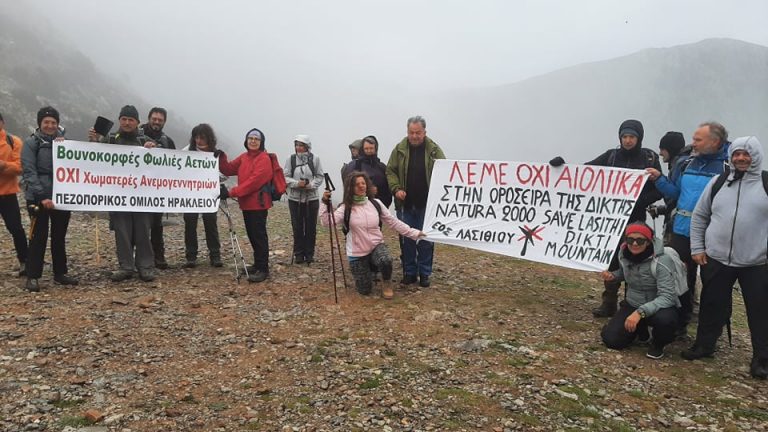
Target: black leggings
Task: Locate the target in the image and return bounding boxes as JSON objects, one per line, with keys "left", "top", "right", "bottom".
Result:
{"left": 242, "top": 209, "right": 269, "bottom": 273}
{"left": 0, "top": 194, "right": 27, "bottom": 263}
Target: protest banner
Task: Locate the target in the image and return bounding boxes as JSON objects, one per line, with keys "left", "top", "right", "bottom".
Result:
{"left": 52, "top": 140, "right": 220, "bottom": 213}
{"left": 422, "top": 160, "right": 650, "bottom": 271}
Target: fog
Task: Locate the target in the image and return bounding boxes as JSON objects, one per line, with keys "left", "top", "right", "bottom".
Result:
{"left": 14, "top": 0, "right": 768, "bottom": 184}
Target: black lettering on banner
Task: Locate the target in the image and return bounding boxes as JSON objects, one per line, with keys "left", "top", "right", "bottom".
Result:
{"left": 501, "top": 205, "right": 536, "bottom": 223}
{"left": 431, "top": 221, "right": 453, "bottom": 237}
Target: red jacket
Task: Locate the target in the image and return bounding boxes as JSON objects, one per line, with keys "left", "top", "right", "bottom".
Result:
{"left": 0, "top": 129, "right": 23, "bottom": 195}
{"left": 220, "top": 149, "right": 273, "bottom": 210}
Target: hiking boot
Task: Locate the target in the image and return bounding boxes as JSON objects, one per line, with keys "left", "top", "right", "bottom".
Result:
{"left": 750, "top": 357, "right": 768, "bottom": 380}
{"left": 304, "top": 256, "right": 314, "bottom": 264}
{"left": 382, "top": 284, "right": 394, "bottom": 300}
{"left": 419, "top": 274, "right": 431, "bottom": 288}
{"left": 593, "top": 281, "right": 619, "bottom": 317}
{"left": 210, "top": 256, "right": 223, "bottom": 267}
{"left": 25, "top": 278, "right": 40, "bottom": 292}
{"left": 646, "top": 345, "right": 665, "bottom": 360}
{"left": 248, "top": 271, "right": 268, "bottom": 283}
{"left": 293, "top": 255, "right": 305, "bottom": 264}
{"left": 681, "top": 345, "right": 715, "bottom": 361}
{"left": 155, "top": 260, "right": 169, "bottom": 270}
{"left": 18, "top": 261, "right": 26, "bottom": 277}
{"left": 400, "top": 274, "right": 417, "bottom": 285}
{"left": 138, "top": 270, "right": 156, "bottom": 282}
{"left": 183, "top": 259, "right": 197, "bottom": 268}
{"left": 54, "top": 274, "right": 79, "bottom": 286}
{"left": 110, "top": 270, "right": 134, "bottom": 282}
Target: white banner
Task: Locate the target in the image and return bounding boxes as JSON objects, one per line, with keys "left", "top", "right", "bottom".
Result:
{"left": 52, "top": 140, "right": 220, "bottom": 212}
{"left": 422, "top": 160, "right": 649, "bottom": 271}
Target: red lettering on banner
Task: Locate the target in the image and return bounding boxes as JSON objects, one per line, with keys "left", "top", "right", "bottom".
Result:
{"left": 466, "top": 162, "right": 477, "bottom": 185}
{"left": 449, "top": 161, "right": 465, "bottom": 183}
{"left": 516, "top": 164, "right": 533, "bottom": 185}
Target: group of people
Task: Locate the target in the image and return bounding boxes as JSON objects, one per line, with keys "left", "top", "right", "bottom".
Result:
{"left": 0, "top": 108, "right": 444, "bottom": 294}
{"left": 2, "top": 106, "right": 765, "bottom": 378}
{"left": 551, "top": 119, "right": 767, "bottom": 379}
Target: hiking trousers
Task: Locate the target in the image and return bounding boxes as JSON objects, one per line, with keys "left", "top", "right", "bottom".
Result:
{"left": 25, "top": 206, "right": 70, "bottom": 278}
{"left": 601, "top": 301, "right": 678, "bottom": 350}
{"left": 694, "top": 259, "right": 768, "bottom": 360}
{"left": 0, "top": 194, "right": 28, "bottom": 263}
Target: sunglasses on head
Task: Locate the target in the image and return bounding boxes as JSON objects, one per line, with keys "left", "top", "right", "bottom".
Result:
{"left": 626, "top": 237, "right": 649, "bottom": 246}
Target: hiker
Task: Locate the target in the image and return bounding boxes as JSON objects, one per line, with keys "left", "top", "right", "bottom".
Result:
{"left": 217, "top": 128, "right": 273, "bottom": 283}
{"left": 683, "top": 136, "right": 768, "bottom": 380}
{"left": 183, "top": 124, "right": 222, "bottom": 268}
{"left": 283, "top": 134, "right": 324, "bottom": 264}
{"left": 600, "top": 222, "right": 680, "bottom": 359}
{"left": 648, "top": 131, "right": 688, "bottom": 245}
{"left": 0, "top": 111, "right": 28, "bottom": 277}
{"left": 646, "top": 122, "right": 730, "bottom": 337}
{"left": 550, "top": 119, "right": 663, "bottom": 317}
{"left": 341, "top": 139, "right": 362, "bottom": 181}
{"left": 320, "top": 171, "right": 425, "bottom": 299}
{"left": 386, "top": 116, "right": 445, "bottom": 288}
{"left": 21, "top": 107, "right": 78, "bottom": 291}
{"left": 88, "top": 105, "right": 158, "bottom": 282}
{"left": 141, "top": 107, "right": 176, "bottom": 270}
{"left": 341, "top": 136, "right": 392, "bottom": 208}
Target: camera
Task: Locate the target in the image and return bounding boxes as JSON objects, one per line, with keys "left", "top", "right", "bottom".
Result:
{"left": 647, "top": 204, "right": 667, "bottom": 219}
{"left": 300, "top": 177, "right": 310, "bottom": 184}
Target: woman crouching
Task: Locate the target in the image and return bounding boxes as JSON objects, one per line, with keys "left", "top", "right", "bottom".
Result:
{"left": 321, "top": 171, "right": 424, "bottom": 299}
{"left": 600, "top": 222, "right": 680, "bottom": 359}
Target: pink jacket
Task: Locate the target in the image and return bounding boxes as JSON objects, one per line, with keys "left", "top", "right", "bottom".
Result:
{"left": 320, "top": 198, "right": 421, "bottom": 258}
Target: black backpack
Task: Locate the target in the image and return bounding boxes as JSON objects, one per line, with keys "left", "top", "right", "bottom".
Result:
{"left": 290, "top": 153, "right": 316, "bottom": 177}
{"left": 709, "top": 165, "right": 768, "bottom": 203}
{"left": 5, "top": 133, "right": 15, "bottom": 149}
{"left": 342, "top": 199, "right": 382, "bottom": 235}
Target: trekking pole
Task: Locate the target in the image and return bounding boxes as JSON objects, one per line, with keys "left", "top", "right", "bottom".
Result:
{"left": 323, "top": 174, "right": 348, "bottom": 303}
{"left": 27, "top": 204, "right": 39, "bottom": 241}
{"left": 219, "top": 198, "right": 249, "bottom": 282}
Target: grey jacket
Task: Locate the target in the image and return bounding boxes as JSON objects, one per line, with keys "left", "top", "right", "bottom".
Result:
{"left": 612, "top": 238, "right": 680, "bottom": 317}
{"left": 21, "top": 129, "right": 64, "bottom": 202}
{"left": 283, "top": 152, "right": 324, "bottom": 203}
{"left": 691, "top": 136, "right": 768, "bottom": 267}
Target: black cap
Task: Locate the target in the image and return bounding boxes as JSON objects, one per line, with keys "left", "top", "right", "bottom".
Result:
{"left": 37, "top": 106, "right": 60, "bottom": 126}
{"left": 119, "top": 105, "right": 140, "bottom": 121}
{"left": 659, "top": 131, "right": 685, "bottom": 157}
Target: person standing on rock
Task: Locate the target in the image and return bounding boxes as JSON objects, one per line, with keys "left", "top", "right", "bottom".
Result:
{"left": 88, "top": 105, "right": 158, "bottom": 283}
{"left": 683, "top": 136, "right": 768, "bottom": 380}
{"left": 600, "top": 222, "right": 680, "bottom": 359}
{"left": 141, "top": 107, "right": 176, "bottom": 270}
{"left": 0, "top": 111, "right": 28, "bottom": 278}
{"left": 386, "top": 116, "right": 445, "bottom": 288}
{"left": 342, "top": 136, "right": 392, "bottom": 208}
{"left": 646, "top": 122, "right": 730, "bottom": 338}
{"left": 550, "top": 119, "right": 663, "bottom": 318}
{"left": 183, "top": 124, "right": 223, "bottom": 268}
{"left": 21, "top": 107, "right": 78, "bottom": 292}
{"left": 217, "top": 128, "right": 273, "bottom": 283}
{"left": 321, "top": 171, "right": 425, "bottom": 299}
{"left": 283, "top": 134, "right": 323, "bottom": 264}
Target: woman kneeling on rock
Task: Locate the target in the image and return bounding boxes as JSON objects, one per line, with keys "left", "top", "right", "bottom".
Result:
{"left": 600, "top": 222, "right": 679, "bottom": 359}
{"left": 320, "top": 171, "right": 424, "bottom": 299}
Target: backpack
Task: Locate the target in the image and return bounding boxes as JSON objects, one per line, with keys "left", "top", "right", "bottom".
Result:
{"left": 709, "top": 165, "right": 768, "bottom": 203}
{"left": 108, "top": 131, "right": 150, "bottom": 146}
{"left": 5, "top": 133, "right": 14, "bottom": 149}
{"left": 650, "top": 247, "right": 689, "bottom": 297}
{"left": 607, "top": 147, "right": 658, "bottom": 168}
{"left": 342, "top": 199, "right": 382, "bottom": 235}
{"left": 262, "top": 152, "right": 287, "bottom": 202}
{"left": 290, "top": 153, "right": 316, "bottom": 177}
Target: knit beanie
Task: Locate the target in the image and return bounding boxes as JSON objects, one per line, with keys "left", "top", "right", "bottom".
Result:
{"left": 659, "top": 131, "right": 685, "bottom": 157}
{"left": 37, "top": 106, "right": 60, "bottom": 126}
{"left": 119, "top": 105, "right": 140, "bottom": 121}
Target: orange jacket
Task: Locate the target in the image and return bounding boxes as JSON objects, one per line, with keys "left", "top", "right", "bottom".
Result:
{"left": 0, "top": 129, "right": 23, "bottom": 195}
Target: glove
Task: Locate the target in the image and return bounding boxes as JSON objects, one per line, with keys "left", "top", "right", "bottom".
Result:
{"left": 213, "top": 149, "right": 224, "bottom": 158}
{"left": 219, "top": 184, "right": 229, "bottom": 199}
{"left": 549, "top": 156, "right": 565, "bottom": 167}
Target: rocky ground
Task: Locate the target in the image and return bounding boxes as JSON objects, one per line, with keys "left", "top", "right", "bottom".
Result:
{"left": 1, "top": 200, "right": 767, "bottom": 432}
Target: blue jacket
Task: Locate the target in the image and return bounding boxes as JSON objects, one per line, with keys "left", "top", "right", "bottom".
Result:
{"left": 653, "top": 143, "right": 729, "bottom": 237}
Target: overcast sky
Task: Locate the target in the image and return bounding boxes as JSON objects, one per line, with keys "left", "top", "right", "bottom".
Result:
{"left": 15, "top": 0, "right": 768, "bottom": 178}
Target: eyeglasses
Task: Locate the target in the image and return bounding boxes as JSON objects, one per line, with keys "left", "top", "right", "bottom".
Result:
{"left": 247, "top": 136, "right": 261, "bottom": 141}
{"left": 626, "top": 237, "right": 649, "bottom": 246}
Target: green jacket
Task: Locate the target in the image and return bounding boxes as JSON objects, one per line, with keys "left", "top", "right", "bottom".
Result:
{"left": 386, "top": 136, "right": 445, "bottom": 210}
